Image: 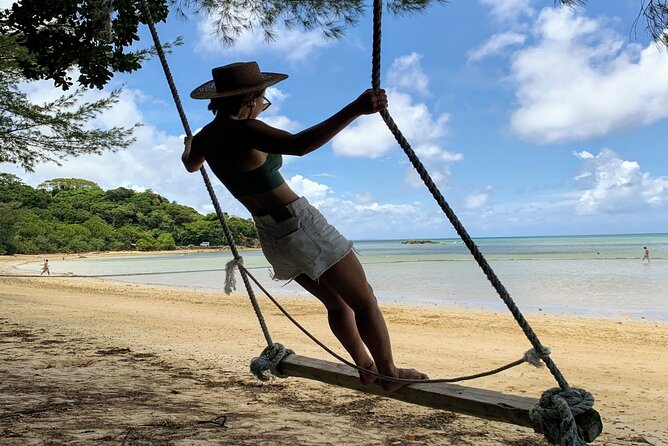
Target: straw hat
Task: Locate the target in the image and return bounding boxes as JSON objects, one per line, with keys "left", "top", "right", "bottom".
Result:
{"left": 190, "top": 62, "right": 288, "bottom": 100}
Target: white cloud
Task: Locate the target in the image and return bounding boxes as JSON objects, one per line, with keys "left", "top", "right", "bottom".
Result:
{"left": 465, "top": 187, "right": 493, "bottom": 210}
{"left": 335, "top": 54, "right": 451, "bottom": 158}
{"left": 286, "top": 174, "right": 330, "bottom": 202}
{"left": 195, "top": 14, "right": 331, "bottom": 62}
{"left": 573, "top": 172, "right": 592, "bottom": 181}
{"left": 480, "top": 0, "right": 534, "bottom": 23}
{"left": 285, "top": 174, "right": 431, "bottom": 239}
{"left": 332, "top": 53, "right": 459, "bottom": 190}
{"left": 574, "top": 150, "right": 594, "bottom": 160}
{"left": 260, "top": 114, "right": 300, "bottom": 134}
{"left": 331, "top": 112, "right": 394, "bottom": 158}
{"left": 353, "top": 192, "right": 375, "bottom": 204}
{"left": 0, "top": 0, "right": 14, "bottom": 9}
{"left": 129, "top": 185, "right": 148, "bottom": 193}
{"left": 6, "top": 126, "right": 189, "bottom": 199}
{"left": 460, "top": 196, "right": 577, "bottom": 235}
{"left": 510, "top": 7, "right": 668, "bottom": 143}
{"left": 387, "top": 53, "right": 430, "bottom": 96}
{"left": 336, "top": 94, "right": 462, "bottom": 189}
{"left": 468, "top": 32, "right": 526, "bottom": 62}
{"left": 574, "top": 149, "right": 668, "bottom": 215}
{"left": 453, "top": 147, "right": 668, "bottom": 235}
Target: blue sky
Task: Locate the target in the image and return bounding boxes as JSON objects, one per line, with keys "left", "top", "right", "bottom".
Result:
{"left": 3, "top": 0, "right": 668, "bottom": 240}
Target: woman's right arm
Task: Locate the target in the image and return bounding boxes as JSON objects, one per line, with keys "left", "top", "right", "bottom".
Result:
{"left": 242, "top": 89, "right": 388, "bottom": 156}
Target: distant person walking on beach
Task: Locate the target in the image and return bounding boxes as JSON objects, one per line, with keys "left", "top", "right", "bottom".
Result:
{"left": 642, "top": 247, "right": 650, "bottom": 264}
{"left": 40, "top": 259, "right": 50, "bottom": 276}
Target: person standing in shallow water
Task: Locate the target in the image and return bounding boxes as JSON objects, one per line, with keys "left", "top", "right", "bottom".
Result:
{"left": 181, "top": 62, "right": 428, "bottom": 391}
{"left": 642, "top": 247, "right": 650, "bottom": 264}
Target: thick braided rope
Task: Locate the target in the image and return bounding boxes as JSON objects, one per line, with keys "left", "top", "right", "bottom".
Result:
{"left": 371, "top": 0, "right": 569, "bottom": 391}
{"left": 250, "top": 343, "right": 294, "bottom": 381}
{"left": 139, "top": 0, "right": 273, "bottom": 348}
{"left": 530, "top": 387, "right": 595, "bottom": 445}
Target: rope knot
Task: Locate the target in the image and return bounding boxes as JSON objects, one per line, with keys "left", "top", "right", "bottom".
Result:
{"left": 250, "top": 343, "right": 294, "bottom": 381}
{"left": 530, "top": 387, "right": 595, "bottom": 445}
{"left": 524, "top": 347, "right": 550, "bottom": 368}
{"left": 224, "top": 257, "right": 243, "bottom": 294}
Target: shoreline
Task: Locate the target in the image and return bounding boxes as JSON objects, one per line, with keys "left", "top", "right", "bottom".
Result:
{"left": 3, "top": 246, "right": 261, "bottom": 260}
{"left": 1, "top": 254, "right": 667, "bottom": 445}
{"left": 3, "top": 253, "right": 665, "bottom": 323}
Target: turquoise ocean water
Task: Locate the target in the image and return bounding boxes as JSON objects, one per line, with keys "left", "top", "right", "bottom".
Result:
{"left": 20, "top": 233, "right": 668, "bottom": 321}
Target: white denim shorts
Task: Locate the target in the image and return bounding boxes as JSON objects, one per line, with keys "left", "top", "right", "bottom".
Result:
{"left": 252, "top": 197, "right": 353, "bottom": 280}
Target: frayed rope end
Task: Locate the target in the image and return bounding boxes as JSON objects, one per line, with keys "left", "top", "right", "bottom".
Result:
{"left": 524, "top": 347, "right": 551, "bottom": 368}
{"left": 224, "top": 257, "right": 243, "bottom": 295}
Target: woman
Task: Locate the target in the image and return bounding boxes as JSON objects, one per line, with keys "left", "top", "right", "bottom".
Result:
{"left": 183, "top": 62, "right": 427, "bottom": 391}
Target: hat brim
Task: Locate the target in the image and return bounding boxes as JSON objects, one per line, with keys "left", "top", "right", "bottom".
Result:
{"left": 190, "top": 72, "right": 288, "bottom": 100}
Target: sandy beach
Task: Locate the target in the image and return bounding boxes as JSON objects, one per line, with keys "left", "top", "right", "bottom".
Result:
{"left": 1, "top": 254, "right": 666, "bottom": 445}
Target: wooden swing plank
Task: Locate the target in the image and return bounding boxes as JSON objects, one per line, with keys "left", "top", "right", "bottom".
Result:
{"left": 278, "top": 355, "right": 537, "bottom": 428}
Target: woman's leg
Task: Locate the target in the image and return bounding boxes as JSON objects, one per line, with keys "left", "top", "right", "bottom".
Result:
{"left": 317, "top": 251, "right": 428, "bottom": 391}
{"left": 294, "top": 274, "right": 378, "bottom": 385}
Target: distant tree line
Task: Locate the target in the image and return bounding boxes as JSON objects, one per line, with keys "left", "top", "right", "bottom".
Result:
{"left": 0, "top": 174, "right": 258, "bottom": 255}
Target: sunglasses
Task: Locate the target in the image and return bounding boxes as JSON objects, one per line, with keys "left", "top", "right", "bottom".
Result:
{"left": 260, "top": 96, "right": 271, "bottom": 111}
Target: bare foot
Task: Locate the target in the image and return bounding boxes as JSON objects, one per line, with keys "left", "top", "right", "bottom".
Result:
{"left": 358, "top": 361, "right": 378, "bottom": 386}
{"left": 380, "top": 368, "right": 429, "bottom": 392}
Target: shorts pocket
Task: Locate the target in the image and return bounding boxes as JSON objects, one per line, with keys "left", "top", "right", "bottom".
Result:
{"left": 270, "top": 215, "right": 301, "bottom": 240}
{"left": 275, "top": 219, "right": 322, "bottom": 267}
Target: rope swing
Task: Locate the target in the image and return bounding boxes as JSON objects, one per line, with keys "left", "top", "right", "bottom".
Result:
{"left": 369, "top": 1, "right": 601, "bottom": 443}
{"left": 135, "top": 0, "right": 603, "bottom": 443}
{"left": 139, "top": 0, "right": 275, "bottom": 349}
{"left": 137, "top": 0, "right": 534, "bottom": 388}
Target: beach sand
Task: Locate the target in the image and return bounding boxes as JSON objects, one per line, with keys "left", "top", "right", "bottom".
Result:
{"left": 1, "top": 254, "right": 666, "bottom": 445}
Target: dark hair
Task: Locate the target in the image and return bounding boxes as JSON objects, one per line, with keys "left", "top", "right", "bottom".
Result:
{"left": 208, "top": 90, "right": 264, "bottom": 117}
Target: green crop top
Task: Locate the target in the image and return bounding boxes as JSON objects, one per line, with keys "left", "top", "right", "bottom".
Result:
{"left": 193, "top": 122, "right": 286, "bottom": 198}
{"left": 211, "top": 152, "right": 285, "bottom": 198}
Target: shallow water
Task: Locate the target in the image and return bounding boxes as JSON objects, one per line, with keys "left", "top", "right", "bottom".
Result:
{"left": 21, "top": 234, "right": 668, "bottom": 321}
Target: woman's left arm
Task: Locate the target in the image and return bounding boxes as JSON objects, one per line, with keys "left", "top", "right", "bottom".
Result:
{"left": 182, "top": 135, "right": 206, "bottom": 172}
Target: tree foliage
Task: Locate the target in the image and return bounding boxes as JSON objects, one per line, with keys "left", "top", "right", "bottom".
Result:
{"left": 0, "top": 176, "right": 258, "bottom": 254}
{"left": 0, "top": 35, "right": 137, "bottom": 172}
{"left": 176, "top": 0, "right": 448, "bottom": 45}
{"left": 641, "top": 0, "right": 668, "bottom": 46}
{"left": 0, "top": 0, "right": 170, "bottom": 90}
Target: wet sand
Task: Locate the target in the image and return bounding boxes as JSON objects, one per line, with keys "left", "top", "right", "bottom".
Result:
{"left": 1, "top": 254, "right": 666, "bottom": 445}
